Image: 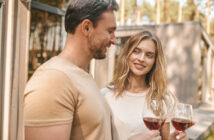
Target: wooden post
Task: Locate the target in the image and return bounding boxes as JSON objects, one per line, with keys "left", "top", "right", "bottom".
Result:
{"left": 0, "top": 1, "right": 4, "bottom": 138}
{"left": 10, "top": 0, "right": 30, "bottom": 139}
{"left": 210, "top": 52, "right": 214, "bottom": 101}
{"left": 156, "top": 0, "right": 160, "bottom": 24}
{"left": 1, "top": 0, "right": 30, "bottom": 139}
{"left": 1, "top": 0, "right": 15, "bottom": 139}
{"left": 206, "top": 0, "right": 210, "bottom": 34}
{"left": 120, "top": 0, "right": 125, "bottom": 25}
{"left": 107, "top": 45, "right": 116, "bottom": 83}
{"left": 178, "top": 0, "right": 182, "bottom": 22}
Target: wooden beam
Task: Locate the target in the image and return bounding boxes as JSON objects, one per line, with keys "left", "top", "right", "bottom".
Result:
{"left": 9, "top": 0, "right": 31, "bottom": 139}
{"left": 1, "top": 0, "right": 15, "bottom": 139}
{"left": 0, "top": 0, "right": 30, "bottom": 139}
{"left": 0, "top": 0, "right": 4, "bottom": 138}
{"left": 31, "top": 0, "right": 65, "bottom": 16}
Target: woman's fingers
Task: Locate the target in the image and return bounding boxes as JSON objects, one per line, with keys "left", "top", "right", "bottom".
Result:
{"left": 175, "top": 131, "right": 188, "bottom": 140}
{"left": 169, "top": 130, "right": 188, "bottom": 140}
{"left": 150, "top": 130, "right": 161, "bottom": 140}
{"left": 151, "top": 130, "right": 160, "bottom": 137}
{"left": 156, "top": 135, "right": 162, "bottom": 140}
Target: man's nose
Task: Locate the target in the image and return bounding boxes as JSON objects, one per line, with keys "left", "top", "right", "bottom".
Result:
{"left": 110, "top": 34, "right": 117, "bottom": 45}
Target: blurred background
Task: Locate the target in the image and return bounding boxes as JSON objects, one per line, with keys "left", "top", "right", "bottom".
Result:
{"left": 0, "top": 0, "right": 214, "bottom": 140}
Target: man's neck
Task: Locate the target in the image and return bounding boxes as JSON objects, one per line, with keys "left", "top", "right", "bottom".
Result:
{"left": 59, "top": 34, "right": 92, "bottom": 72}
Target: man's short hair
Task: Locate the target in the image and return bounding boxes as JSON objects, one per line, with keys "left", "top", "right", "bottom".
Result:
{"left": 64, "top": 0, "right": 118, "bottom": 34}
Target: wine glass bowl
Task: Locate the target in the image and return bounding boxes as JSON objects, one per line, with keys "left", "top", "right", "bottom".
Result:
{"left": 143, "top": 117, "right": 163, "bottom": 130}
{"left": 171, "top": 103, "right": 195, "bottom": 131}
{"left": 142, "top": 100, "right": 166, "bottom": 130}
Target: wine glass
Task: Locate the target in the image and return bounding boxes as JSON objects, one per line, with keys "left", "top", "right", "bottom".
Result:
{"left": 171, "top": 103, "right": 195, "bottom": 132}
{"left": 142, "top": 99, "right": 166, "bottom": 130}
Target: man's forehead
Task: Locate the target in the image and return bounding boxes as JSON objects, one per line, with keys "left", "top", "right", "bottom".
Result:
{"left": 98, "top": 10, "right": 116, "bottom": 24}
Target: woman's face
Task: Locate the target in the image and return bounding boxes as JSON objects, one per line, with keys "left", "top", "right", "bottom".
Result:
{"left": 128, "top": 39, "right": 156, "bottom": 77}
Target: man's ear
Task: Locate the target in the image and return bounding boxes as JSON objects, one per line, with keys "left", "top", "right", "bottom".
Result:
{"left": 81, "top": 19, "right": 93, "bottom": 36}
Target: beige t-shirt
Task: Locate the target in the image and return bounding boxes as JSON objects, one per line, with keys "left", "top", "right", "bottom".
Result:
{"left": 24, "top": 56, "right": 112, "bottom": 140}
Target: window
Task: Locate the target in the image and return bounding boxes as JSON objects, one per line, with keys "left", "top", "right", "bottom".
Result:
{"left": 29, "top": 0, "right": 66, "bottom": 78}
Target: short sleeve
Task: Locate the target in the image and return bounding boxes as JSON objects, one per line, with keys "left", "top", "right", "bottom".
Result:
{"left": 24, "top": 69, "right": 77, "bottom": 127}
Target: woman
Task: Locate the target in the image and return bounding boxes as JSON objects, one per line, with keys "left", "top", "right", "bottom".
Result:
{"left": 102, "top": 30, "right": 188, "bottom": 140}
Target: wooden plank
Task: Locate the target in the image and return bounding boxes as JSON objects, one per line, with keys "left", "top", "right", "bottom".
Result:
{"left": 0, "top": 1, "right": 4, "bottom": 138}
{"left": 9, "top": 0, "right": 31, "bottom": 139}
{"left": 1, "top": 0, "right": 15, "bottom": 139}
{"left": 31, "top": 0, "right": 65, "bottom": 16}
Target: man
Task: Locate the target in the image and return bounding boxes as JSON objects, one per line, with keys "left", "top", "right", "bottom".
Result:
{"left": 24, "top": 0, "right": 118, "bottom": 139}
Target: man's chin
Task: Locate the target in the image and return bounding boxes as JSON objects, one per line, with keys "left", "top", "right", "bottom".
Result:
{"left": 94, "top": 54, "right": 106, "bottom": 59}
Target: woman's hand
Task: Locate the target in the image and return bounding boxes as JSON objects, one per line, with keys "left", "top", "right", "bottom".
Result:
{"left": 169, "top": 130, "right": 188, "bottom": 140}
{"left": 128, "top": 130, "right": 161, "bottom": 140}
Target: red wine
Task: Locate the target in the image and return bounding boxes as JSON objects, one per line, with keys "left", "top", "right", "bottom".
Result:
{"left": 171, "top": 118, "right": 195, "bottom": 131}
{"left": 143, "top": 117, "right": 163, "bottom": 130}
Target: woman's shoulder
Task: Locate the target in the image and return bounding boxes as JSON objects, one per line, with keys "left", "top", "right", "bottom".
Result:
{"left": 100, "top": 85, "right": 114, "bottom": 96}
{"left": 165, "top": 90, "right": 177, "bottom": 103}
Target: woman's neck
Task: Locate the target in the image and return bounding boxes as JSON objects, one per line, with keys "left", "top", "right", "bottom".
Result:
{"left": 126, "top": 75, "right": 149, "bottom": 93}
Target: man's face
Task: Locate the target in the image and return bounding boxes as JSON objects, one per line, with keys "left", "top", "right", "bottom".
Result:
{"left": 88, "top": 10, "right": 117, "bottom": 59}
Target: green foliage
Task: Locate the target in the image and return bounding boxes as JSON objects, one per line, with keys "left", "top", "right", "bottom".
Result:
{"left": 205, "top": 127, "right": 214, "bottom": 140}
{"left": 182, "top": 0, "right": 198, "bottom": 21}
{"left": 141, "top": 1, "right": 155, "bottom": 23}
{"left": 161, "top": 0, "right": 179, "bottom": 23}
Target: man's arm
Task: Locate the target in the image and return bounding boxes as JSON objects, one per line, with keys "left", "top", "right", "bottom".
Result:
{"left": 25, "top": 124, "right": 72, "bottom": 140}
{"left": 160, "top": 122, "right": 170, "bottom": 140}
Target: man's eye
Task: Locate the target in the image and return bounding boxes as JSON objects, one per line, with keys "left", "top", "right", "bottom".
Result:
{"left": 108, "top": 30, "right": 113, "bottom": 34}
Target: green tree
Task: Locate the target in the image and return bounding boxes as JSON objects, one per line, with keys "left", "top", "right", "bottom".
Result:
{"left": 183, "top": 0, "right": 198, "bottom": 21}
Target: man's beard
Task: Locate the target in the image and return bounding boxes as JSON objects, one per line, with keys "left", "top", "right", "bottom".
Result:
{"left": 89, "top": 45, "right": 106, "bottom": 59}
{"left": 88, "top": 38, "right": 107, "bottom": 59}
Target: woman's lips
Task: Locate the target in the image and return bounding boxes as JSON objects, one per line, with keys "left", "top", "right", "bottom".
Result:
{"left": 134, "top": 63, "right": 145, "bottom": 70}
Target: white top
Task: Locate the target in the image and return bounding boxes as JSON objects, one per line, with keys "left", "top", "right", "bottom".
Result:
{"left": 102, "top": 88, "right": 149, "bottom": 140}
{"left": 101, "top": 88, "right": 175, "bottom": 140}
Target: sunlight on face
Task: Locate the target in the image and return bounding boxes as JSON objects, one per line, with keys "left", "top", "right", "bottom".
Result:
{"left": 128, "top": 39, "right": 156, "bottom": 77}
{"left": 88, "top": 10, "right": 117, "bottom": 59}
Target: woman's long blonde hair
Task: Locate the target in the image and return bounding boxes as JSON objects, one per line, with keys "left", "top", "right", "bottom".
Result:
{"left": 110, "top": 30, "right": 177, "bottom": 113}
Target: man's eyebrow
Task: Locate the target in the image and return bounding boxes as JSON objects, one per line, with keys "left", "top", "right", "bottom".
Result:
{"left": 109, "top": 27, "right": 116, "bottom": 30}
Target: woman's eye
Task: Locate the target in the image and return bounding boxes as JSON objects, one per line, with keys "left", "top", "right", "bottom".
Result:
{"left": 133, "top": 49, "right": 139, "bottom": 53}
{"left": 146, "top": 54, "right": 154, "bottom": 58}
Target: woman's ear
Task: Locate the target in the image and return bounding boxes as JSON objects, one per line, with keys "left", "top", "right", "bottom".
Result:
{"left": 81, "top": 19, "right": 93, "bottom": 36}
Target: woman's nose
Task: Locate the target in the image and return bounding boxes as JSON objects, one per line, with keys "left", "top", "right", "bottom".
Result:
{"left": 138, "top": 53, "right": 145, "bottom": 61}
